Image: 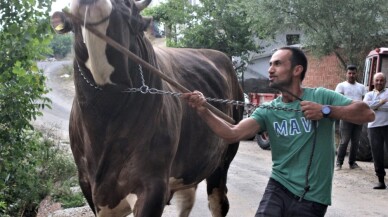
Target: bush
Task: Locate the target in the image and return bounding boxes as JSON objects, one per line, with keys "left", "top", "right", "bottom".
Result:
{"left": 0, "top": 127, "right": 79, "bottom": 216}
{"left": 51, "top": 177, "right": 85, "bottom": 209}
{"left": 50, "top": 34, "right": 73, "bottom": 59}
{"left": 0, "top": 1, "right": 82, "bottom": 216}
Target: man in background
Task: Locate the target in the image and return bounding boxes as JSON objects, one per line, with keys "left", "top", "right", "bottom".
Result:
{"left": 363, "top": 72, "right": 388, "bottom": 189}
{"left": 334, "top": 64, "right": 367, "bottom": 170}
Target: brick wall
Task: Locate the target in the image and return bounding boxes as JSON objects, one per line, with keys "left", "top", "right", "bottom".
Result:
{"left": 303, "top": 52, "right": 345, "bottom": 91}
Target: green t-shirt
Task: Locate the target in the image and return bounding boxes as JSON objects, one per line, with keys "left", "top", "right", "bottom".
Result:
{"left": 251, "top": 87, "right": 352, "bottom": 205}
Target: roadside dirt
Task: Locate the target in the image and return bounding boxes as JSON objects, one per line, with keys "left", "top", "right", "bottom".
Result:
{"left": 36, "top": 61, "right": 388, "bottom": 217}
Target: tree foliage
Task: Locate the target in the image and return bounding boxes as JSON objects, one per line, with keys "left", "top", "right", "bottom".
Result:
{"left": 0, "top": 0, "right": 55, "bottom": 215}
{"left": 50, "top": 34, "right": 73, "bottom": 59}
{"left": 244, "top": 0, "right": 388, "bottom": 68}
{"left": 143, "top": 0, "right": 260, "bottom": 62}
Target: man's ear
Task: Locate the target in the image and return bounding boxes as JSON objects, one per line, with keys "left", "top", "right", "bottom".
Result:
{"left": 51, "top": 11, "right": 73, "bottom": 34}
{"left": 293, "top": 65, "right": 304, "bottom": 78}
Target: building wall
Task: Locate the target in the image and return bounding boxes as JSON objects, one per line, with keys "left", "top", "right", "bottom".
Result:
{"left": 244, "top": 28, "right": 350, "bottom": 92}
{"left": 245, "top": 56, "right": 271, "bottom": 80}
{"left": 304, "top": 52, "right": 345, "bottom": 91}
{"left": 245, "top": 29, "right": 304, "bottom": 80}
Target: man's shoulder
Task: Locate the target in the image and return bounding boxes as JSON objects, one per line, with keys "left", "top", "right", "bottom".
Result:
{"left": 381, "top": 89, "right": 388, "bottom": 96}
{"left": 355, "top": 82, "right": 365, "bottom": 87}
{"left": 312, "top": 87, "right": 335, "bottom": 93}
{"left": 365, "top": 90, "right": 375, "bottom": 97}
{"left": 336, "top": 81, "right": 347, "bottom": 87}
{"left": 305, "top": 87, "right": 338, "bottom": 97}
{"left": 311, "top": 87, "right": 352, "bottom": 104}
{"left": 335, "top": 82, "right": 346, "bottom": 92}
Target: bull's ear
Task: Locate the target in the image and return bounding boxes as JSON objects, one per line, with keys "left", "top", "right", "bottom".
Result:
{"left": 51, "top": 11, "right": 73, "bottom": 34}
{"left": 142, "top": 16, "right": 153, "bottom": 32}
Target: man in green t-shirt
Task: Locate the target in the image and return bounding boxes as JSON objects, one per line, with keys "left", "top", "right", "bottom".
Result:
{"left": 182, "top": 46, "right": 375, "bottom": 217}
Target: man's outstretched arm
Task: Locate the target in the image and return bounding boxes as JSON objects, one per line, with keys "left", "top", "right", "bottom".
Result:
{"left": 300, "top": 100, "right": 375, "bottom": 124}
{"left": 181, "top": 91, "right": 260, "bottom": 144}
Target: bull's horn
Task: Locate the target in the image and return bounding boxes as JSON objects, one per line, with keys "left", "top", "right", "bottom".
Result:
{"left": 135, "top": 0, "right": 152, "bottom": 11}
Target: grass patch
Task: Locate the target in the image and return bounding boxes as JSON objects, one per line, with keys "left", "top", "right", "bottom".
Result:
{"left": 52, "top": 178, "right": 86, "bottom": 209}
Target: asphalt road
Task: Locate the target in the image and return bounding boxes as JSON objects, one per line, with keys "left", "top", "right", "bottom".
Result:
{"left": 35, "top": 60, "right": 73, "bottom": 140}
{"left": 36, "top": 61, "right": 388, "bottom": 217}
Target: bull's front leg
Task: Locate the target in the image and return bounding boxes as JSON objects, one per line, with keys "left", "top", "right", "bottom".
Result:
{"left": 206, "top": 143, "right": 239, "bottom": 217}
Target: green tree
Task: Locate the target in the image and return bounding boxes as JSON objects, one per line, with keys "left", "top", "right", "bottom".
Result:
{"left": 244, "top": 0, "right": 388, "bottom": 68}
{"left": 0, "top": 0, "right": 54, "bottom": 215}
{"left": 143, "top": 0, "right": 189, "bottom": 43}
{"left": 182, "top": 0, "right": 259, "bottom": 58}
{"left": 50, "top": 33, "right": 73, "bottom": 59}
{"left": 143, "top": 0, "right": 260, "bottom": 69}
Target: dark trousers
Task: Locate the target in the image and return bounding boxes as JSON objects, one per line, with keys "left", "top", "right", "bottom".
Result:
{"left": 255, "top": 178, "right": 328, "bottom": 217}
{"left": 368, "top": 126, "right": 388, "bottom": 178}
{"left": 336, "top": 121, "right": 362, "bottom": 165}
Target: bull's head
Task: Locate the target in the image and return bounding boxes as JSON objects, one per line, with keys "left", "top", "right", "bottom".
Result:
{"left": 52, "top": 0, "right": 151, "bottom": 33}
{"left": 51, "top": 0, "right": 153, "bottom": 86}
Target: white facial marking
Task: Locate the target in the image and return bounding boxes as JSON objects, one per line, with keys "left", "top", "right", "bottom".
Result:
{"left": 71, "top": 0, "right": 115, "bottom": 85}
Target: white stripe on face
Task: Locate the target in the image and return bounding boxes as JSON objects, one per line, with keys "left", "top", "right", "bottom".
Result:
{"left": 71, "top": 0, "right": 115, "bottom": 85}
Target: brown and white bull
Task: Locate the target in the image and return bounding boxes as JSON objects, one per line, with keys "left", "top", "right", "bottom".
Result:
{"left": 51, "top": 0, "right": 243, "bottom": 216}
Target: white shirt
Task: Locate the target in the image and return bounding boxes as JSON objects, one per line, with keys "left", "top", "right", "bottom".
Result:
{"left": 363, "top": 88, "right": 388, "bottom": 128}
{"left": 335, "top": 81, "right": 366, "bottom": 101}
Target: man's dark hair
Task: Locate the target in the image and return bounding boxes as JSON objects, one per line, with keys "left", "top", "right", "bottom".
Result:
{"left": 278, "top": 46, "right": 308, "bottom": 81}
{"left": 347, "top": 64, "right": 357, "bottom": 71}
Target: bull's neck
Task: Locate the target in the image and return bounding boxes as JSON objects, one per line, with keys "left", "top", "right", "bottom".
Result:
{"left": 77, "top": 24, "right": 161, "bottom": 92}
{"left": 129, "top": 34, "right": 162, "bottom": 90}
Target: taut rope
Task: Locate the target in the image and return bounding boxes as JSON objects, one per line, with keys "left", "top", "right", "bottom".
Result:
{"left": 63, "top": 10, "right": 236, "bottom": 124}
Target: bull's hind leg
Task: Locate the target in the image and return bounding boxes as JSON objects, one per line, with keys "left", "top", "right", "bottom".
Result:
{"left": 206, "top": 143, "right": 239, "bottom": 217}
{"left": 173, "top": 186, "right": 197, "bottom": 217}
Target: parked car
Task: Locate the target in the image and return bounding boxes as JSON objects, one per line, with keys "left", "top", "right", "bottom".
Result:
{"left": 256, "top": 131, "right": 271, "bottom": 150}
{"left": 247, "top": 93, "right": 278, "bottom": 148}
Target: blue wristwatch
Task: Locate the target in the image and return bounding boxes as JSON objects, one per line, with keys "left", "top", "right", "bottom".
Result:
{"left": 321, "top": 105, "right": 331, "bottom": 118}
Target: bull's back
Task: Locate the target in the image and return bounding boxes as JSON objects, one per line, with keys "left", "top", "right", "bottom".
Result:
{"left": 155, "top": 47, "right": 236, "bottom": 98}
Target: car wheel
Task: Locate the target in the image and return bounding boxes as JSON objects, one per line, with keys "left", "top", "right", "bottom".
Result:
{"left": 256, "top": 131, "right": 271, "bottom": 150}
{"left": 356, "top": 125, "right": 372, "bottom": 162}
{"left": 384, "top": 146, "right": 388, "bottom": 168}
{"left": 356, "top": 132, "right": 372, "bottom": 162}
